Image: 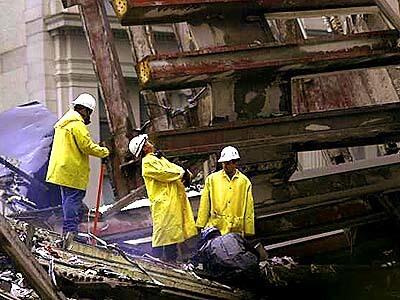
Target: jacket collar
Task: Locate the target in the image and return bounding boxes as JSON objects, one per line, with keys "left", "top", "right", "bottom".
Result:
{"left": 222, "top": 169, "right": 239, "bottom": 181}
{"left": 54, "top": 109, "right": 84, "bottom": 128}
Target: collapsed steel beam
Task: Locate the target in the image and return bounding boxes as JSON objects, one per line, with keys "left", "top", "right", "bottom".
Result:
{"left": 61, "top": 0, "right": 137, "bottom": 197}
{"left": 151, "top": 102, "right": 400, "bottom": 156}
{"left": 266, "top": 155, "right": 400, "bottom": 209}
{"left": 136, "top": 31, "right": 400, "bottom": 90}
{"left": 111, "top": 0, "right": 375, "bottom": 25}
{"left": 256, "top": 155, "right": 400, "bottom": 241}
{"left": 261, "top": 212, "right": 388, "bottom": 244}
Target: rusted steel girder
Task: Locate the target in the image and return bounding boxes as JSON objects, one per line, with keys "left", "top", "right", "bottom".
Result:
{"left": 253, "top": 154, "right": 400, "bottom": 243}
{"left": 136, "top": 31, "right": 400, "bottom": 91}
{"left": 258, "top": 154, "right": 400, "bottom": 239}
{"left": 61, "top": 0, "right": 137, "bottom": 197}
{"left": 111, "top": 0, "right": 375, "bottom": 25}
{"left": 251, "top": 155, "right": 400, "bottom": 222}
{"left": 258, "top": 206, "right": 387, "bottom": 243}
{"left": 151, "top": 102, "right": 400, "bottom": 156}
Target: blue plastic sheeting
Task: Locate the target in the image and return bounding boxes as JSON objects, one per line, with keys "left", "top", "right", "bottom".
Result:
{"left": 0, "top": 102, "right": 61, "bottom": 208}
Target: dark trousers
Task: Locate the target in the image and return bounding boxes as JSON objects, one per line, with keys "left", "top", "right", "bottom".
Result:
{"left": 60, "top": 186, "right": 86, "bottom": 234}
{"left": 152, "top": 244, "right": 178, "bottom": 262}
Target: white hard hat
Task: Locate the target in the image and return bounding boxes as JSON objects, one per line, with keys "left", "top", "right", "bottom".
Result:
{"left": 218, "top": 146, "right": 240, "bottom": 163}
{"left": 72, "top": 93, "right": 96, "bottom": 111}
{"left": 129, "top": 134, "right": 148, "bottom": 158}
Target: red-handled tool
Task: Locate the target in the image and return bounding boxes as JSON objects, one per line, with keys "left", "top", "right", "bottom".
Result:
{"left": 92, "top": 163, "right": 105, "bottom": 237}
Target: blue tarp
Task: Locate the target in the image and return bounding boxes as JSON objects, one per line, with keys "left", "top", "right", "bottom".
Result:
{"left": 0, "top": 102, "right": 61, "bottom": 208}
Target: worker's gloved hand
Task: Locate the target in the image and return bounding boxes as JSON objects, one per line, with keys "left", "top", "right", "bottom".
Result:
{"left": 182, "top": 169, "right": 193, "bottom": 187}
{"left": 154, "top": 150, "right": 164, "bottom": 159}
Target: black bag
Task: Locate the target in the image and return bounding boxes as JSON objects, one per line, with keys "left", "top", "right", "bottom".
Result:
{"left": 198, "top": 233, "right": 260, "bottom": 284}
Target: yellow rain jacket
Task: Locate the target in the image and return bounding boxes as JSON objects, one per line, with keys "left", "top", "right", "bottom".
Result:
{"left": 46, "top": 109, "right": 109, "bottom": 190}
{"left": 196, "top": 169, "right": 255, "bottom": 236}
{"left": 142, "top": 153, "right": 197, "bottom": 247}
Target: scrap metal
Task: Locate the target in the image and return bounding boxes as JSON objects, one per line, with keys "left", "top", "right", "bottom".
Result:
{"left": 111, "top": 0, "right": 376, "bottom": 25}
{"left": 0, "top": 217, "right": 247, "bottom": 299}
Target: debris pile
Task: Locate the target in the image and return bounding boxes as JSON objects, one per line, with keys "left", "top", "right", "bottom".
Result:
{"left": 1, "top": 219, "right": 249, "bottom": 300}
{"left": 0, "top": 253, "right": 39, "bottom": 300}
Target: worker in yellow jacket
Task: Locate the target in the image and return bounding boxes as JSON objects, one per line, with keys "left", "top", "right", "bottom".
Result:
{"left": 196, "top": 146, "right": 255, "bottom": 236}
{"left": 129, "top": 134, "right": 197, "bottom": 261}
{"left": 46, "top": 93, "right": 109, "bottom": 236}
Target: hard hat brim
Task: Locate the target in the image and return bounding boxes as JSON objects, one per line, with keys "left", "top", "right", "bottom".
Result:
{"left": 218, "top": 157, "right": 239, "bottom": 163}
